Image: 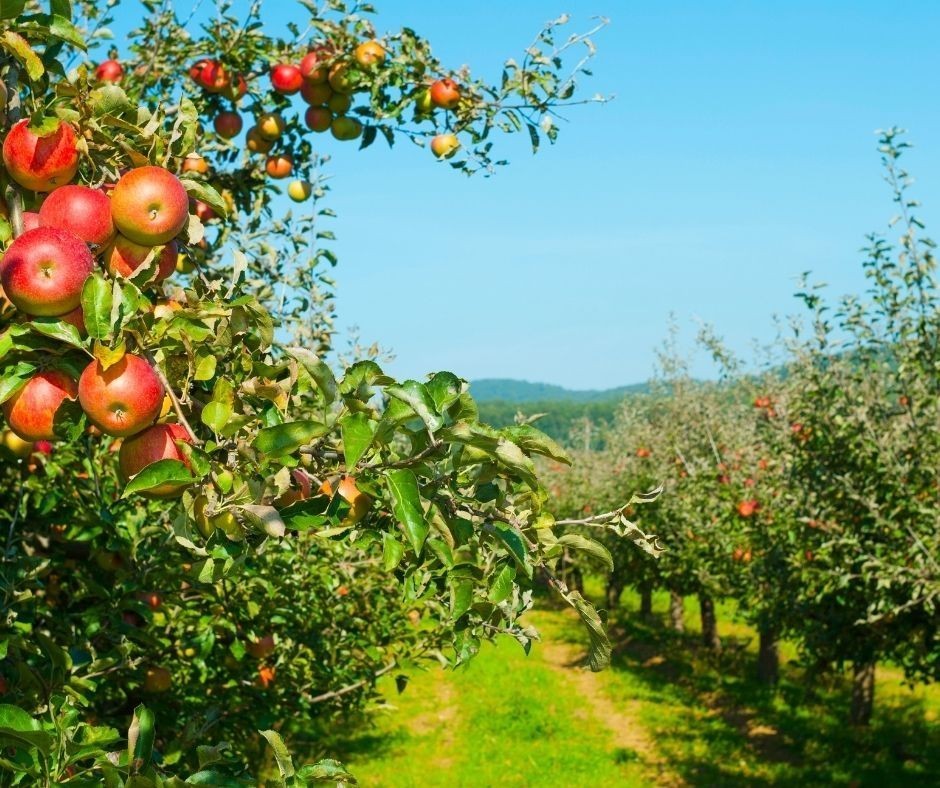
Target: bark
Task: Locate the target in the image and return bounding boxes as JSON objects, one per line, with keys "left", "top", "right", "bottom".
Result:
{"left": 850, "top": 661, "right": 876, "bottom": 726}
{"left": 639, "top": 582, "right": 653, "bottom": 619}
{"left": 756, "top": 626, "right": 779, "bottom": 686}
{"left": 605, "top": 577, "right": 624, "bottom": 610}
{"left": 669, "top": 591, "right": 685, "bottom": 632}
{"left": 698, "top": 593, "right": 721, "bottom": 652}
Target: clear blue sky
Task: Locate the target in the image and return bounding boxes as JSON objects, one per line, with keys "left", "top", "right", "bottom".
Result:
{"left": 110, "top": 1, "right": 940, "bottom": 389}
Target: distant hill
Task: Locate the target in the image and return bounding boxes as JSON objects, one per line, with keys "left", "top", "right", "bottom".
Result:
{"left": 470, "top": 378, "right": 649, "bottom": 446}
{"left": 469, "top": 378, "right": 649, "bottom": 404}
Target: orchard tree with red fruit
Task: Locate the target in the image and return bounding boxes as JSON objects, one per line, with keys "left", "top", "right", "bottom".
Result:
{"left": 0, "top": 1, "right": 652, "bottom": 783}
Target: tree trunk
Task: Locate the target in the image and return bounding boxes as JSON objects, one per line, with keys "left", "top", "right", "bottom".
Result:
{"left": 850, "top": 661, "right": 875, "bottom": 726}
{"left": 756, "top": 626, "right": 779, "bottom": 685}
{"left": 605, "top": 577, "right": 624, "bottom": 610}
{"left": 639, "top": 582, "right": 653, "bottom": 619}
{"left": 669, "top": 591, "right": 685, "bottom": 632}
{"left": 698, "top": 593, "right": 721, "bottom": 652}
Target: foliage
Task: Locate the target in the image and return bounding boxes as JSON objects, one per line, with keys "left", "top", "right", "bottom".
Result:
{"left": 0, "top": 1, "right": 644, "bottom": 783}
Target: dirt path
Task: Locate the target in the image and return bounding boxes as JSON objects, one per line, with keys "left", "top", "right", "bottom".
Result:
{"left": 404, "top": 671, "right": 457, "bottom": 771}
{"left": 539, "top": 615, "right": 685, "bottom": 787}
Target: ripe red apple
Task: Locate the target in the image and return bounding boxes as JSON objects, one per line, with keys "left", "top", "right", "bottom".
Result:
{"left": 105, "top": 235, "right": 176, "bottom": 283}
{"left": 265, "top": 155, "right": 293, "bottom": 179}
{"left": 300, "top": 50, "right": 329, "bottom": 83}
{"left": 78, "top": 354, "right": 164, "bottom": 437}
{"left": 39, "top": 185, "right": 115, "bottom": 246}
{"left": 300, "top": 81, "right": 332, "bottom": 105}
{"left": 213, "top": 111, "right": 243, "bottom": 139}
{"left": 304, "top": 107, "right": 332, "bottom": 133}
{"left": 270, "top": 63, "right": 303, "bottom": 94}
{"left": 2, "top": 370, "right": 77, "bottom": 441}
{"left": 110, "top": 166, "right": 189, "bottom": 245}
{"left": 0, "top": 227, "right": 95, "bottom": 316}
{"left": 189, "top": 59, "right": 211, "bottom": 81}
{"left": 430, "top": 78, "right": 460, "bottom": 110}
{"left": 246, "top": 633, "right": 276, "bottom": 659}
{"left": 635, "top": 446, "right": 651, "bottom": 458}
{"left": 21, "top": 212, "right": 41, "bottom": 232}
{"left": 2, "top": 119, "right": 80, "bottom": 192}
{"left": 198, "top": 60, "right": 229, "bottom": 93}
{"left": 95, "top": 59, "right": 124, "bottom": 83}
{"left": 736, "top": 500, "right": 759, "bottom": 518}
{"left": 118, "top": 423, "right": 193, "bottom": 497}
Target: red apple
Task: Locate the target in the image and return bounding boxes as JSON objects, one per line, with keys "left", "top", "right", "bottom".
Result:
{"left": 95, "top": 59, "right": 124, "bottom": 83}
{"left": 430, "top": 78, "right": 460, "bottom": 110}
{"left": 246, "top": 633, "right": 276, "bottom": 659}
{"left": 198, "top": 60, "right": 229, "bottom": 93}
{"left": 105, "top": 235, "right": 176, "bottom": 283}
{"left": 300, "top": 50, "right": 329, "bottom": 83}
{"left": 265, "top": 155, "right": 293, "bottom": 179}
{"left": 58, "top": 305, "right": 86, "bottom": 335}
{"left": 118, "top": 422, "right": 192, "bottom": 497}
{"left": 39, "top": 185, "right": 115, "bottom": 246}
{"left": 110, "top": 166, "right": 189, "bottom": 245}
{"left": 304, "top": 107, "right": 332, "bottom": 133}
{"left": 78, "top": 354, "right": 164, "bottom": 437}
{"left": 2, "top": 370, "right": 77, "bottom": 441}
{"left": 270, "top": 63, "right": 303, "bottom": 94}
{"left": 736, "top": 500, "right": 759, "bottom": 518}
{"left": 213, "top": 111, "right": 243, "bottom": 139}
{"left": 0, "top": 227, "right": 95, "bottom": 316}
{"left": 192, "top": 199, "right": 216, "bottom": 222}
{"left": 189, "top": 59, "right": 211, "bottom": 81}
{"left": 2, "top": 119, "right": 80, "bottom": 192}
{"left": 21, "top": 212, "right": 41, "bottom": 232}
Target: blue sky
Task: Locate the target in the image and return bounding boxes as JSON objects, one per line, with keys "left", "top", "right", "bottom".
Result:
{"left": 110, "top": 1, "right": 940, "bottom": 389}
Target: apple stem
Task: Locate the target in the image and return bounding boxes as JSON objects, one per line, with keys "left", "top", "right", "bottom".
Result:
{"left": 142, "top": 349, "right": 202, "bottom": 446}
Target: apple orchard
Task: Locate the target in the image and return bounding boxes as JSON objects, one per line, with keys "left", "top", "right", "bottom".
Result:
{"left": 0, "top": 1, "right": 656, "bottom": 783}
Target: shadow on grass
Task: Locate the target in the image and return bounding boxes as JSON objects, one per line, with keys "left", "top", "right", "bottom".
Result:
{"left": 596, "top": 604, "right": 939, "bottom": 787}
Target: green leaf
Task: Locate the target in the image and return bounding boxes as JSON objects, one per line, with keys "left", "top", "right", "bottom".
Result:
{"left": 490, "top": 522, "right": 532, "bottom": 578}
{"left": 386, "top": 380, "right": 443, "bottom": 432}
{"left": 386, "top": 469, "right": 429, "bottom": 555}
{"left": 239, "top": 505, "right": 286, "bottom": 538}
{"left": 488, "top": 563, "right": 515, "bottom": 604}
{"left": 495, "top": 438, "right": 538, "bottom": 487}
{"left": 259, "top": 730, "right": 295, "bottom": 779}
{"left": 289, "top": 347, "right": 338, "bottom": 404}
{"left": 569, "top": 591, "right": 611, "bottom": 672}
{"left": 0, "top": 704, "right": 54, "bottom": 753}
{"left": 201, "top": 401, "right": 232, "bottom": 434}
{"left": 340, "top": 412, "right": 376, "bottom": 469}
{"left": 121, "top": 459, "right": 195, "bottom": 498}
{"left": 127, "top": 705, "right": 155, "bottom": 774}
{"left": 253, "top": 421, "right": 328, "bottom": 457}
{"left": 449, "top": 576, "right": 473, "bottom": 619}
{"left": 48, "top": 14, "right": 86, "bottom": 49}
{"left": 426, "top": 371, "right": 462, "bottom": 412}
{"left": 28, "top": 316, "right": 84, "bottom": 348}
{"left": 557, "top": 533, "right": 614, "bottom": 572}
{"left": 296, "top": 759, "right": 356, "bottom": 783}
{"left": 1, "top": 0, "right": 26, "bottom": 20}
{"left": 502, "top": 424, "right": 570, "bottom": 464}
{"left": 382, "top": 532, "right": 405, "bottom": 571}
{"left": 180, "top": 179, "right": 228, "bottom": 218}
{"left": 1, "top": 32, "right": 43, "bottom": 80}
{"left": 81, "top": 273, "right": 113, "bottom": 341}
{"left": 89, "top": 84, "right": 133, "bottom": 117}
{"left": 50, "top": 0, "right": 71, "bottom": 21}
{"left": 0, "top": 361, "right": 36, "bottom": 404}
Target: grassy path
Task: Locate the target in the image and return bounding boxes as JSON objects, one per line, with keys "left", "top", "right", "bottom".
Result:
{"left": 334, "top": 590, "right": 938, "bottom": 787}
{"left": 336, "top": 608, "right": 667, "bottom": 787}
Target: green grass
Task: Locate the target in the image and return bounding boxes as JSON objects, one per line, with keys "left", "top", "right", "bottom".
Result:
{"left": 329, "top": 585, "right": 939, "bottom": 787}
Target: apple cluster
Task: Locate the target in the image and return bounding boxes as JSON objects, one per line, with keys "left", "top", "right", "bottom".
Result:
{"left": 0, "top": 118, "right": 198, "bottom": 497}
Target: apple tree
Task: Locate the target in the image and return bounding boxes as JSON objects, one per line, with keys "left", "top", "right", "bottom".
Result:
{"left": 0, "top": 1, "right": 649, "bottom": 782}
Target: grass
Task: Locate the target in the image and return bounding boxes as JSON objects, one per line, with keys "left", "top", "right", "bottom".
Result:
{"left": 328, "top": 582, "right": 939, "bottom": 787}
